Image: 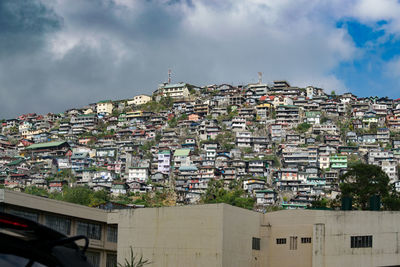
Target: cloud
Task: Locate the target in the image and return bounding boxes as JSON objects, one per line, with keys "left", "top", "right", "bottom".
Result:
{"left": 385, "top": 56, "right": 400, "bottom": 80}
{"left": 0, "top": 0, "right": 61, "bottom": 57}
{"left": 349, "top": 0, "right": 400, "bottom": 38}
{"left": 5, "top": 0, "right": 400, "bottom": 118}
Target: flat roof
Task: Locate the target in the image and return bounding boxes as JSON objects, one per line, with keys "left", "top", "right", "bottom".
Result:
{"left": 0, "top": 189, "right": 110, "bottom": 222}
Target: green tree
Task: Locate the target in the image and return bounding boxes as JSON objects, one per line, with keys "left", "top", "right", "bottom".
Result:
{"left": 140, "top": 140, "right": 155, "bottom": 151}
{"left": 311, "top": 197, "right": 329, "bottom": 209}
{"left": 24, "top": 186, "right": 49, "bottom": 197}
{"left": 202, "top": 180, "right": 255, "bottom": 210}
{"left": 368, "top": 122, "right": 378, "bottom": 134}
{"left": 320, "top": 116, "right": 328, "bottom": 124}
{"left": 295, "top": 122, "right": 311, "bottom": 133}
{"left": 178, "top": 113, "right": 188, "bottom": 121}
{"left": 159, "top": 96, "right": 174, "bottom": 109}
{"left": 339, "top": 163, "right": 392, "bottom": 210}
{"left": 91, "top": 189, "right": 110, "bottom": 206}
{"left": 167, "top": 117, "right": 178, "bottom": 128}
{"left": 62, "top": 186, "right": 93, "bottom": 206}
{"left": 112, "top": 109, "right": 120, "bottom": 117}
{"left": 215, "top": 132, "right": 235, "bottom": 151}
{"left": 155, "top": 133, "right": 162, "bottom": 142}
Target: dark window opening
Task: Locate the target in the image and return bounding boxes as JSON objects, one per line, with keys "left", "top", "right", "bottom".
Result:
{"left": 77, "top": 221, "right": 102, "bottom": 240}
{"left": 276, "top": 238, "right": 286, "bottom": 244}
{"left": 351, "top": 235, "right": 372, "bottom": 248}
{"left": 252, "top": 237, "right": 260, "bottom": 250}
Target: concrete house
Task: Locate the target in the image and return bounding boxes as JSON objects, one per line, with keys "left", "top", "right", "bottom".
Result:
{"left": 96, "top": 100, "right": 113, "bottom": 116}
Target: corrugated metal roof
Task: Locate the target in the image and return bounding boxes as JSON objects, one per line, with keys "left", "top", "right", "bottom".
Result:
{"left": 26, "top": 141, "right": 67, "bottom": 150}
{"left": 174, "top": 149, "right": 190, "bottom": 157}
{"left": 179, "top": 165, "right": 198, "bottom": 171}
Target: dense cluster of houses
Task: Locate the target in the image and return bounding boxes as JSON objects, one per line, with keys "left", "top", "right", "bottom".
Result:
{"left": 1, "top": 80, "right": 400, "bottom": 210}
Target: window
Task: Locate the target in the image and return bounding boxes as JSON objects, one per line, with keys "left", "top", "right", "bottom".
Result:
{"left": 77, "top": 221, "right": 102, "bottom": 240}
{"left": 290, "top": 236, "right": 298, "bottom": 250}
{"left": 106, "top": 254, "right": 117, "bottom": 267}
{"left": 351, "top": 235, "right": 372, "bottom": 248}
{"left": 107, "top": 225, "right": 118, "bottom": 243}
{"left": 301, "top": 237, "right": 312, "bottom": 244}
{"left": 276, "top": 238, "right": 286, "bottom": 244}
{"left": 7, "top": 208, "right": 38, "bottom": 222}
{"left": 252, "top": 237, "right": 260, "bottom": 250}
{"left": 86, "top": 251, "right": 100, "bottom": 267}
{"left": 45, "top": 214, "right": 71, "bottom": 235}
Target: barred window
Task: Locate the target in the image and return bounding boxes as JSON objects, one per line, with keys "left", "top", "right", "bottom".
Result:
{"left": 77, "top": 221, "right": 102, "bottom": 240}
{"left": 106, "top": 254, "right": 117, "bottom": 267}
{"left": 45, "top": 214, "right": 71, "bottom": 235}
{"left": 276, "top": 238, "right": 286, "bottom": 244}
{"left": 107, "top": 225, "right": 118, "bottom": 243}
{"left": 7, "top": 208, "right": 38, "bottom": 222}
{"left": 301, "top": 237, "right": 312, "bottom": 244}
{"left": 351, "top": 235, "right": 372, "bottom": 248}
{"left": 290, "top": 236, "right": 298, "bottom": 250}
{"left": 252, "top": 237, "right": 260, "bottom": 250}
{"left": 86, "top": 251, "right": 100, "bottom": 267}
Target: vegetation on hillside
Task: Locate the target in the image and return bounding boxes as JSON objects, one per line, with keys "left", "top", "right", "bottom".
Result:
{"left": 339, "top": 163, "right": 400, "bottom": 210}
{"left": 201, "top": 179, "right": 255, "bottom": 210}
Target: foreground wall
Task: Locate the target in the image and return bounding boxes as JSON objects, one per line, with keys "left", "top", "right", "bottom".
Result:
{"left": 323, "top": 211, "right": 400, "bottom": 267}
{"left": 116, "top": 204, "right": 262, "bottom": 267}
{"left": 222, "top": 204, "right": 262, "bottom": 267}
{"left": 116, "top": 204, "right": 224, "bottom": 267}
{"left": 263, "top": 210, "right": 400, "bottom": 267}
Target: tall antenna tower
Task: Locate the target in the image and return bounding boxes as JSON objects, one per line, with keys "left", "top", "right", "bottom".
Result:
{"left": 168, "top": 69, "right": 172, "bottom": 84}
{"left": 258, "top": 72, "right": 262, "bottom": 84}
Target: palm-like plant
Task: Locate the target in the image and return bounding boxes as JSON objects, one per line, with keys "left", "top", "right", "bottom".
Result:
{"left": 118, "top": 247, "right": 151, "bottom": 267}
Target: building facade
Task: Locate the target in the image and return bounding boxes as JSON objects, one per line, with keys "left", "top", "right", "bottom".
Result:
{"left": 0, "top": 190, "right": 118, "bottom": 267}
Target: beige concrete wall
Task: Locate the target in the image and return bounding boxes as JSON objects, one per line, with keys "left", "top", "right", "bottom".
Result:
{"left": 322, "top": 211, "right": 400, "bottom": 267}
{"left": 6, "top": 189, "right": 400, "bottom": 267}
{"left": 263, "top": 210, "right": 400, "bottom": 267}
{"left": 117, "top": 204, "right": 224, "bottom": 267}
{"left": 221, "top": 204, "right": 262, "bottom": 267}
{"left": 262, "top": 210, "right": 320, "bottom": 267}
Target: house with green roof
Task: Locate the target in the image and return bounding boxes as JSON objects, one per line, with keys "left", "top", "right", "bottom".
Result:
{"left": 25, "top": 141, "right": 70, "bottom": 158}
{"left": 111, "top": 182, "right": 128, "bottom": 195}
{"left": 173, "top": 149, "right": 191, "bottom": 168}
{"left": 305, "top": 111, "right": 321, "bottom": 125}
{"left": 158, "top": 83, "right": 190, "bottom": 100}
{"left": 96, "top": 100, "right": 114, "bottom": 116}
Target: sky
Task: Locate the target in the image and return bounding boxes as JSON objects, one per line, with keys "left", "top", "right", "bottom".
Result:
{"left": 1, "top": 0, "right": 400, "bottom": 118}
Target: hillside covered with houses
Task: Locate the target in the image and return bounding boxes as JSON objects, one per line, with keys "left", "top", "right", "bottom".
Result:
{"left": 1, "top": 80, "right": 399, "bottom": 211}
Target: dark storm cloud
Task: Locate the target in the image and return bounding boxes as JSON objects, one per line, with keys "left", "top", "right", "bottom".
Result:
{"left": 0, "top": 0, "right": 61, "bottom": 57}
{"left": 0, "top": 0, "right": 187, "bottom": 118}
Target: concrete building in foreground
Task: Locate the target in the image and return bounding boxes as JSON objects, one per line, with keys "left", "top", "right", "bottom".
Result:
{"left": 2, "top": 189, "right": 400, "bottom": 267}
{"left": 113, "top": 205, "right": 400, "bottom": 267}
{"left": 0, "top": 190, "right": 118, "bottom": 267}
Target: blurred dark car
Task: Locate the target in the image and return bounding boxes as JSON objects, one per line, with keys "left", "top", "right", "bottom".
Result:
{"left": 0, "top": 211, "right": 93, "bottom": 267}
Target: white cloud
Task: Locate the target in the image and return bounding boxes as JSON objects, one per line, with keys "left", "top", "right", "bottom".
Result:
{"left": 385, "top": 56, "right": 400, "bottom": 78}
{"left": 349, "top": 0, "right": 400, "bottom": 37}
